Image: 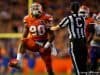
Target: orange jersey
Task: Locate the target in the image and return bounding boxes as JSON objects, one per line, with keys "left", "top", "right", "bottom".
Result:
{"left": 85, "top": 17, "right": 94, "bottom": 25}
{"left": 23, "top": 13, "right": 53, "bottom": 41}
{"left": 85, "top": 17, "right": 94, "bottom": 38}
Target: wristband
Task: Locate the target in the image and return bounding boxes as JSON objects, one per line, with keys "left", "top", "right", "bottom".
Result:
{"left": 44, "top": 41, "right": 51, "bottom": 48}
{"left": 36, "top": 41, "right": 44, "bottom": 46}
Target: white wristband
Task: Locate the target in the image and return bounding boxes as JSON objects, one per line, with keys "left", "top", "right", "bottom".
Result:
{"left": 44, "top": 41, "right": 51, "bottom": 48}
{"left": 17, "top": 53, "right": 23, "bottom": 64}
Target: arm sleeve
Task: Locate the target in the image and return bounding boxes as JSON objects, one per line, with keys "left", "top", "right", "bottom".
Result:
{"left": 59, "top": 17, "right": 69, "bottom": 28}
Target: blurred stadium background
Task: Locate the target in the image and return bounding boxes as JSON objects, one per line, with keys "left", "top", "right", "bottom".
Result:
{"left": 0, "top": 0, "right": 100, "bottom": 75}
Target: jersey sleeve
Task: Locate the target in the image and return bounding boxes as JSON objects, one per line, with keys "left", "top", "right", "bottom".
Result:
{"left": 23, "top": 15, "right": 29, "bottom": 23}
{"left": 23, "top": 15, "right": 29, "bottom": 27}
{"left": 45, "top": 14, "right": 54, "bottom": 29}
{"left": 48, "top": 15, "right": 53, "bottom": 22}
{"left": 45, "top": 14, "right": 53, "bottom": 21}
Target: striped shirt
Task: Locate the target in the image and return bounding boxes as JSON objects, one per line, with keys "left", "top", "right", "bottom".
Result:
{"left": 59, "top": 13, "right": 86, "bottom": 39}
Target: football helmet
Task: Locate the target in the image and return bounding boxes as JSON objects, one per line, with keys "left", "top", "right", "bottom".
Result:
{"left": 78, "top": 5, "right": 90, "bottom": 18}
{"left": 30, "top": 2, "right": 43, "bottom": 17}
{"left": 96, "top": 13, "right": 100, "bottom": 23}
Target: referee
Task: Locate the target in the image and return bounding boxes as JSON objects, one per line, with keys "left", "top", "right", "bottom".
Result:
{"left": 51, "top": 1, "right": 88, "bottom": 75}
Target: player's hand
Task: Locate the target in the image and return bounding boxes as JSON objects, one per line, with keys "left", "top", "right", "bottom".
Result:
{"left": 9, "top": 59, "right": 22, "bottom": 70}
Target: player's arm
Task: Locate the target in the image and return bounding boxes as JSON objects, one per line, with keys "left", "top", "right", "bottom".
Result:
{"left": 41, "top": 15, "right": 55, "bottom": 48}
{"left": 47, "top": 28, "right": 55, "bottom": 42}
{"left": 22, "top": 23, "right": 29, "bottom": 38}
{"left": 44, "top": 14, "right": 55, "bottom": 48}
{"left": 16, "top": 22, "right": 29, "bottom": 65}
{"left": 42, "top": 29, "right": 55, "bottom": 50}
{"left": 17, "top": 23, "right": 29, "bottom": 54}
{"left": 9, "top": 22, "right": 29, "bottom": 69}
{"left": 43, "top": 18, "right": 55, "bottom": 48}
{"left": 17, "top": 21, "right": 29, "bottom": 53}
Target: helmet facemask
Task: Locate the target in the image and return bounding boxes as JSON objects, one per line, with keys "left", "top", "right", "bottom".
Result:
{"left": 96, "top": 13, "right": 100, "bottom": 24}
{"left": 31, "top": 3, "right": 43, "bottom": 17}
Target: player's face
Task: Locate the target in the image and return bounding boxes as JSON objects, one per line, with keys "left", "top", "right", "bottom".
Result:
{"left": 31, "top": 3, "right": 43, "bottom": 17}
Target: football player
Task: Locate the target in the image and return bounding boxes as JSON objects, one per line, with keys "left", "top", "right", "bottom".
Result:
{"left": 79, "top": 5, "right": 95, "bottom": 71}
{"left": 78, "top": 5, "right": 94, "bottom": 40}
{"left": 78, "top": 5, "right": 90, "bottom": 19}
{"left": 90, "top": 13, "right": 100, "bottom": 72}
{"left": 9, "top": 2, "right": 55, "bottom": 75}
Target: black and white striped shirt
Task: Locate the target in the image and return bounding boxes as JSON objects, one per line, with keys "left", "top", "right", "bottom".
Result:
{"left": 59, "top": 13, "right": 86, "bottom": 39}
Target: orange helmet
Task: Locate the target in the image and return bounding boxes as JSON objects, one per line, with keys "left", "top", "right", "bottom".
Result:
{"left": 95, "top": 13, "right": 100, "bottom": 23}
{"left": 78, "top": 5, "right": 90, "bottom": 18}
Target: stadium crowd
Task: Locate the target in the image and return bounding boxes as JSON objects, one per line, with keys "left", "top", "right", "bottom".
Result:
{"left": 0, "top": 0, "right": 100, "bottom": 75}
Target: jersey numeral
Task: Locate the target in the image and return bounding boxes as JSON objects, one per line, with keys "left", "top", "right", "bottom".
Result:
{"left": 29, "top": 25, "right": 46, "bottom": 36}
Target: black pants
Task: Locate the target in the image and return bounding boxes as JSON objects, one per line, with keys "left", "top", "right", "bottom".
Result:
{"left": 70, "top": 38, "right": 88, "bottom": 75}
{"left": 90, "top": 46, "right": 100, "bottom": 71}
